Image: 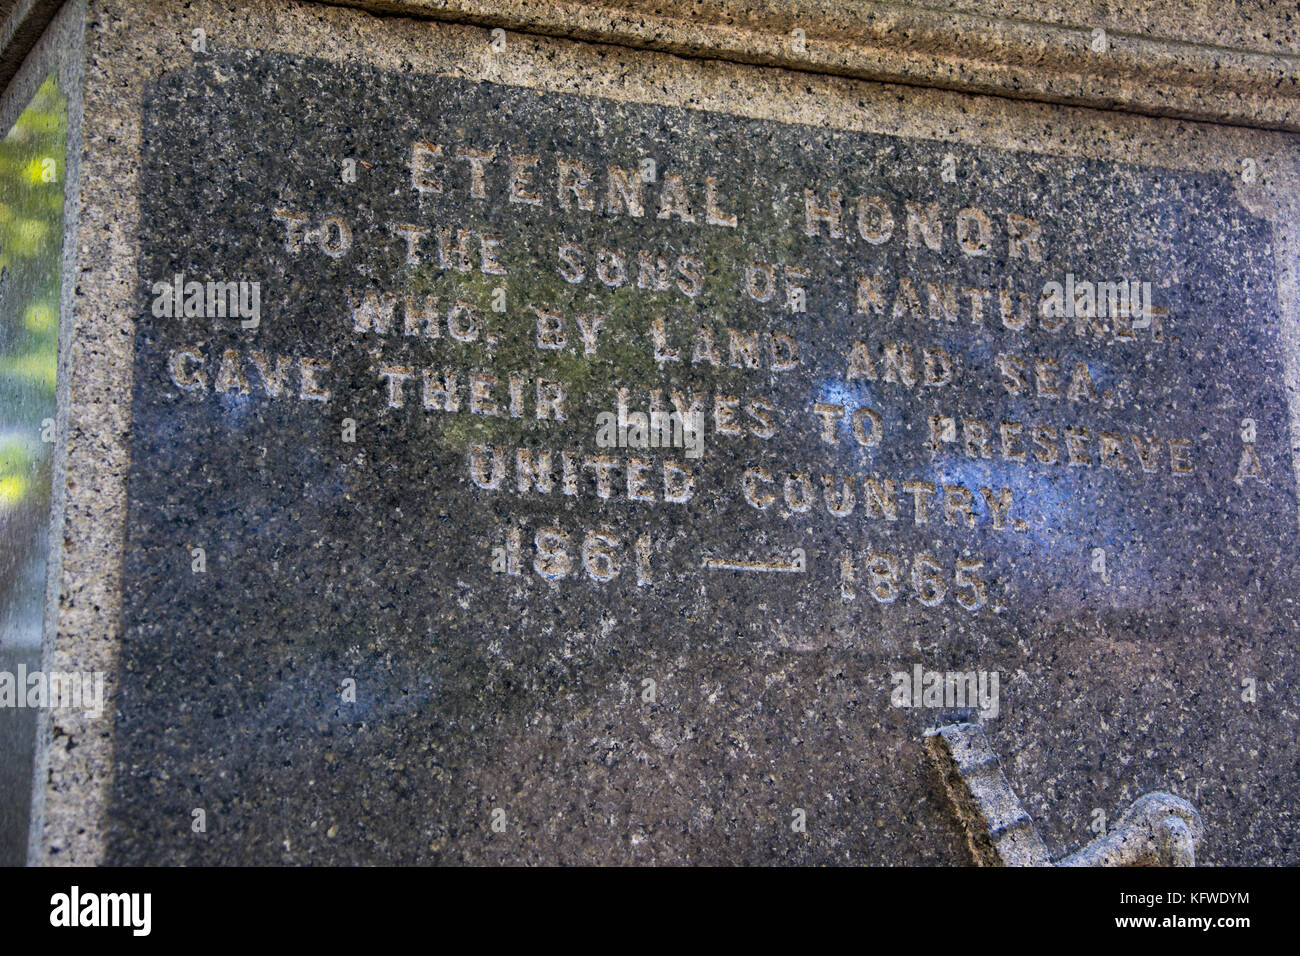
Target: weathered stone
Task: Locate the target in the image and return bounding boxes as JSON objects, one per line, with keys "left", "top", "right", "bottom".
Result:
{"left": 926, "top": 722, "right": 1204, "bottom": 866}
{"left": 2, "top": 0, "right": 1297, "bottom": 866}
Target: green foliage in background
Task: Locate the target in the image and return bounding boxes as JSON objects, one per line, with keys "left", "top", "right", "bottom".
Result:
{"left": 0, "top": 75, "right": 65, "bottom": 512}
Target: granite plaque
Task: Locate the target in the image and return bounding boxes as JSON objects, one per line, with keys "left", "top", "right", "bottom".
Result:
{"left": 111, "top": 46, "right": 1299, "bottom": 864}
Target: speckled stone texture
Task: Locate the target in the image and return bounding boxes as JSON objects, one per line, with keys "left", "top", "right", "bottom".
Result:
{"left": 27, "top": 0, "right": 1300, "bottom": 865}
{"left": 305, "top": 0, "right": 1300, "bottom": 131}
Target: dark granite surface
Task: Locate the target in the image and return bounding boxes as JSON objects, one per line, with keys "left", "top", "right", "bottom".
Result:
{"left": 108, "top": 48, "right": 1299, "bottom": 864}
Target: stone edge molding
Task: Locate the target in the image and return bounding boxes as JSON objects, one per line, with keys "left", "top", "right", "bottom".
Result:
{"left": 274, "top": 0, "right": 1300, "bottom": 132}
{"left": 925, "top": 722, "right": 1205, "bottom": 866}
{"left": 2, "top": 0, "right": 1299, "bottom": 130}
{"left": 8, "top": 0, "right": 1296, "bottom": 866}
{"left": 0, "top": 0, "right": 63, "bottom": 94}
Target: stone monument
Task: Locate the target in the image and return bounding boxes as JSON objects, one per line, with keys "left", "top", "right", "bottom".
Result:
{"left": 0, "top": 0, "right": 1297, "bottom": 865}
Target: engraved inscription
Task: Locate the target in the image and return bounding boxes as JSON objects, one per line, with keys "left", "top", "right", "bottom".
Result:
{"left": 136, "top": 63, "right": 1291, "bottom": 631}
{"left": 107, "top": 47, "right": 1300, "bottom": 867}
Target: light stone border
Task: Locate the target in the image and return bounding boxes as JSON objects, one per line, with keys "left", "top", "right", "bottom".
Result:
{"left": 21, "top": 0, "right": 1300, "bottom": 863}
{"left": 5, "top": 2, "right": 1300, "bottom": 133}
{"left": 306, "top": 0, "right": 1300, "bottom": 131}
